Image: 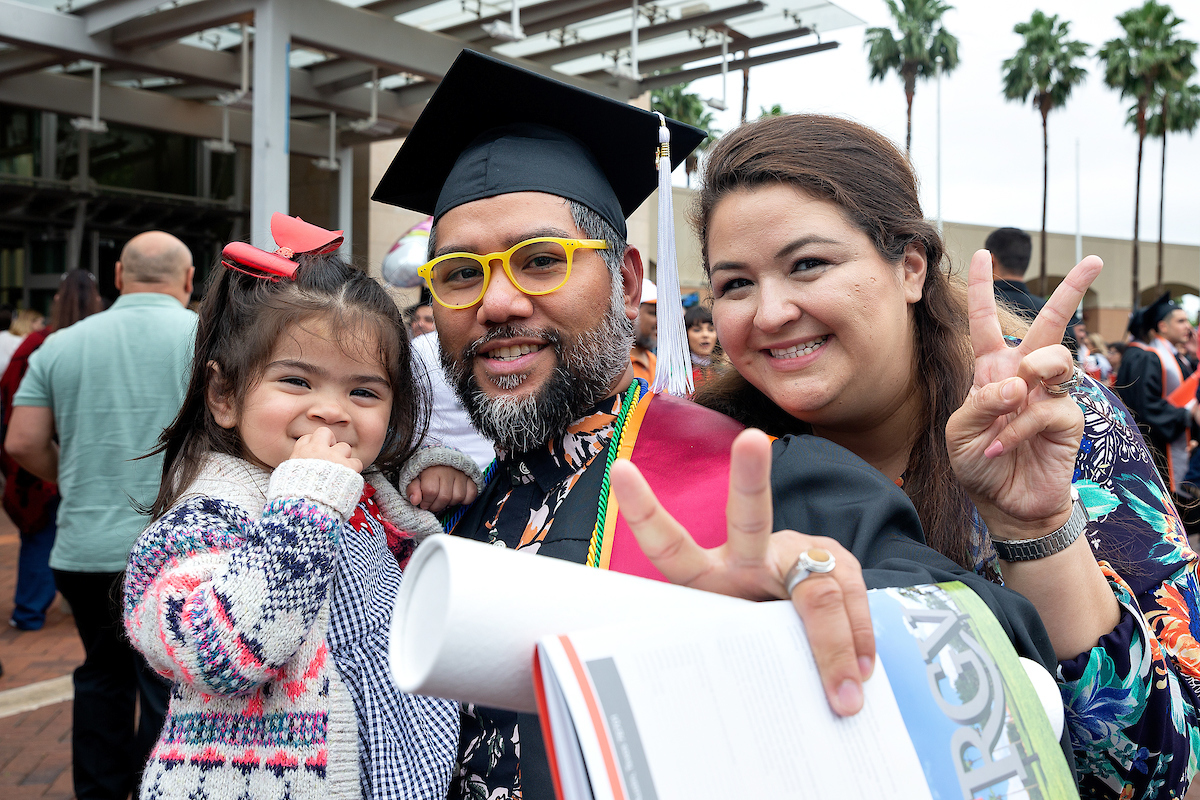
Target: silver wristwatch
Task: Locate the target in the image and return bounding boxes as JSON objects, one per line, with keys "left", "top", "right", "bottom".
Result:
{"left": 991, "top": 488, "right": 1089, "bottom": 562}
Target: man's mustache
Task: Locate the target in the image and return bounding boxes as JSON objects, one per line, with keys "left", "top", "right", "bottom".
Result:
{"left": 458, "top": 325, "right": 564, "bottom": 361}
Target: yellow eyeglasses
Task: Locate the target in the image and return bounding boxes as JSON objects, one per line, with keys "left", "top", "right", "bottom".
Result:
{"left": 418, "top": 237, "right": 608, "bottom": 310}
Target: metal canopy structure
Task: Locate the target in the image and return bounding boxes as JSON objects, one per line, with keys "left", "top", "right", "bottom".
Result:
{"left": 0, "top": 0, "right": 862, "bottom": 248}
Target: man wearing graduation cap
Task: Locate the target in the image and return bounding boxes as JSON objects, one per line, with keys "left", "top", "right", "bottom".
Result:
{"left": 1116, "top": 292, "right": 1199, "bottom": 491}
{"left": 374, "top": 51, "right": 1065, "bottom": 799}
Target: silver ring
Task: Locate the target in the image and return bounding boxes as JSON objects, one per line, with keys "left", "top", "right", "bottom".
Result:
{"left": 785, "top": 548, "right": 836, "bottom": 596}
{"left": 1042, "top": 365, "right": 1085, "bottom": 397}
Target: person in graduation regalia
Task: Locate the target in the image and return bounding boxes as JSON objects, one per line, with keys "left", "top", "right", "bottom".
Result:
{"left": 1115, "top": 292, "right": 1199, "bottom": 492}
{"left": 373, "top": 51, "right": 1083, "bottom": 799}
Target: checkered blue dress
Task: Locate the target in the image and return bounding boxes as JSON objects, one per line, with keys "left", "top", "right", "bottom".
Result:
{"left": 329, "top": 491, "right": 460, "bottom": 798}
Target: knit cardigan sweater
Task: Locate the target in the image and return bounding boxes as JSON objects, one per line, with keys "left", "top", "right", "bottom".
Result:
{"left": 124, "top": 451, "right": 479, "bottom": 799}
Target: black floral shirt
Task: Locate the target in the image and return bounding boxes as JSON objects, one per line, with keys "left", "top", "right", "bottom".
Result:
{"left": 447, "top": 391, "right": 626, "bottom": 800}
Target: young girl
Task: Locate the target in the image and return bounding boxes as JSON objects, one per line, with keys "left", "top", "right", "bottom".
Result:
{"left": 124, "top": 215, "right": 480, "bottom": 799}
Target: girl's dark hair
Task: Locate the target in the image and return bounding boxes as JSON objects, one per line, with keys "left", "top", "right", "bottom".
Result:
{"left": 53, "top": 270, "right": 104, "bottom": 330}
{"left": 692, "top": 114, "right": 981, "bottom": 572}
{"left": 684, "top": 305, "right": 713, "bottom": 328}
{"left": 150, "top": 253, "right": 428, "bottom": 518}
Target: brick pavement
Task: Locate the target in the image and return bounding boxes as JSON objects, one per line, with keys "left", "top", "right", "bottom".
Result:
{"left": 0, "top": 510, "right": 81, "bottom": 799}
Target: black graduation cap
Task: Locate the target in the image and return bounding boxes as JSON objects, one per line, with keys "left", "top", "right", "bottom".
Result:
{"left": 1127, "top": 306, "right": 1147, "bottom": 338}
{"left": 1144, "top": 291, "right": 1180, "bottom": 329}
{"left": 370, "top": 50, "right": 706, "bottom": 239}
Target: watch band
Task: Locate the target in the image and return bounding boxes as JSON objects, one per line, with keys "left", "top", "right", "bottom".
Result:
{"left": 991, "top": 492, "right": 1088, "bottom": 562}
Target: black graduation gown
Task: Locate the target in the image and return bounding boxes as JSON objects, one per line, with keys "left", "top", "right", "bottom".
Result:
{"left": 994, "top": 279, "right": 1046, "bottom": 321}
{"left": 1114, "top": 343, "right": 1191, "bottom": 487}
{"left": 450, "top": 431, "right": 1070, "bottom": 798}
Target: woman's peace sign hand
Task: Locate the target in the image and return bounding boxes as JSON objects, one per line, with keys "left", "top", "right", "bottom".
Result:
{"left": 946, "top": 250, "right": 1102, "bottom": 537}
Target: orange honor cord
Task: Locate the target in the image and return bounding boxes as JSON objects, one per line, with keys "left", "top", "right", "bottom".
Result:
{"left": 559, "top": 636, "right": 627, "bottom": 800}
{"left": 597, "top": 392, "right": 655, "bottom": 570}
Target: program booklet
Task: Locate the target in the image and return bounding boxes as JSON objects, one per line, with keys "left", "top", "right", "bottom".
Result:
{"left": 533, "top": 582, "right": 1075, "bottom": 800}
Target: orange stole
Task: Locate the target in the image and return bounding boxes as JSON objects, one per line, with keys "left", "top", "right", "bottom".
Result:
{"left": 601, "top": 392, "right": 746, "bottom": 580}
{"left": 1169, "top": 371, "right": 1200, "bottom": 407}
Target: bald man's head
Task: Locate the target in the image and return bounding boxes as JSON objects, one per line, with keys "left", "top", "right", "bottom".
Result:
{"left": 119, "top": 231, "right": 192, "bottom": 284}
{"left": 116, "top": 231, "right": 194, "bottom": 304}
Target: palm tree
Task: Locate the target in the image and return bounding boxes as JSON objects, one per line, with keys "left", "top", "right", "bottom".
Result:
{"left": 651, "top": 83, "right": 720, "bottom": 187}
{"left": 864, "top": 0, "right": 960, "bottom": 154}
{"left": 1098, "top": 0, "right": 1196, "bottom": 306}
{"left": 1001, "top": 11, "right": 1089, "bottom": 285}
{"left": 1141, "top": 79, "right": 1200, "bottom": 288}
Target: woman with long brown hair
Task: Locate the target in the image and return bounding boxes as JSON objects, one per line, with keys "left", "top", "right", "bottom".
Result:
{"left": 659, "top": 114, "right": 1193, "bottom": 798}
{"left": 2, "top": 269, "right": 104, "bottom": 629}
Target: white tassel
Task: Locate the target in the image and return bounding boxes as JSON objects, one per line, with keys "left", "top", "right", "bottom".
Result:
{"left": 650, "top": 113, "right": 694, "bottom": 397}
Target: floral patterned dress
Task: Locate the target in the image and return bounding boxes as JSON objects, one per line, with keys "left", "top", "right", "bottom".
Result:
{"left": 1011, "top": 375, "right": 1200, "bottom": 799}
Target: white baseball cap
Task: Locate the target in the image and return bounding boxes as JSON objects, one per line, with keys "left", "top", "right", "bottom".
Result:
{"left": 641, "top": 278, "right": 657, "bottom": 305}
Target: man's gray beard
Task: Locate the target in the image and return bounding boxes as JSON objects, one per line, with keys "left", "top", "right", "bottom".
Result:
{"left": 441, "top": 292, "right": 635, "bottom": 453}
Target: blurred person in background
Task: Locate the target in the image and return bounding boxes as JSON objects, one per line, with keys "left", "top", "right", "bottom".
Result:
{"left": 1182, "top": 328, "right": 1199, "bottom": 374}
{"left": 1116, "top": 293, "right": 1196, "bottom": 494}
{"left": 1083, "top": 331, "right": 1113, "bottom": 385}
{"left": 986, "top": 227, "right": 1043, "bottom": 319}
{"left": 631, "top": 278, "right": 657, "bottom": 383}
{"left": 407, "top": 288, "right": 437, "bottom": 338}
{"left": 685, "top": 304, "right": 718, "bottom": 391}
{"left": 6, "top": 233, "right": 195, "bottom": 800}
{"left": 0, "top": 309, "right": 46, "bottom": 379}
{"left": 1108, "top": 341, "right": 1126, "bottom": 376}
{"left": 1, "top": 270, "right": 103, "bottom": 631}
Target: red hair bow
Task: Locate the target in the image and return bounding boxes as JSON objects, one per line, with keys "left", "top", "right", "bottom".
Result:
{"left": 221, "top": 213, "right": 345, "bottom": 282}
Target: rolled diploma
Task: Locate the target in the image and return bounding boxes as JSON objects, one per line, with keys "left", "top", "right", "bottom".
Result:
{"left": 389, "top": 534, "right": 749, "bottom": 713}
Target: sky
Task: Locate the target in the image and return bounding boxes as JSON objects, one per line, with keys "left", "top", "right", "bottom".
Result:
{"left": 683, "top": 0, "right": 1200, "bottom": 247}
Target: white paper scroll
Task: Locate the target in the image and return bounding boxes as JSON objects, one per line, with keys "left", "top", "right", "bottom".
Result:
{"left": 388, "top": 534, "right": 748, "bottom": 713}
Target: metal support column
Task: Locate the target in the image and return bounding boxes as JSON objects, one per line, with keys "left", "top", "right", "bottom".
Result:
{"left": 338, "top": 145, "right": 354, "bottom": 261}
{"left": 251, "top": 0, "right": 292, "bottom": 249}
{"left": 66, "top": 129, "right": 90, "bottom": 272}
{"left": 40, "top": 112, "right": 56, "bottom": 179}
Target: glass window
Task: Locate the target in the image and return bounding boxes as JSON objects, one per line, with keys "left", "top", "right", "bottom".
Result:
{"left": 89, "top": 123, "right": 198, "bottom": 196}
{"left": 0, "top": 236, "right": 25, "bottom": 309}
{"left": 29, "top": 239, "right": 65, "bottom": 276}
{"left": 0, "top": 107, "right": 38, "bottom": 177}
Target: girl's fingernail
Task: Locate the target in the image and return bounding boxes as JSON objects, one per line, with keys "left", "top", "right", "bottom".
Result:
{"left": 1002, "top": 378, "right": 1020, "bottom": 401}
{"left": 859, "top": 655, "right": 874, "bottom": 679}
{"left": 984, "top": 440, "right": 1004, "bottom": 459}
{"left": 836, "top": 679, "right": 863, "bottom": 715}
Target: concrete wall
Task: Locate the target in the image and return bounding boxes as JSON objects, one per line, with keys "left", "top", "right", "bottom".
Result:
{"left": 941, "top": 221, "right": 1200, "bottom": 343}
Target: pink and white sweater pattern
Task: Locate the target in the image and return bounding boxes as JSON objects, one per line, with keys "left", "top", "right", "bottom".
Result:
{"left": 123, "top": 454, "right": 467, "bottom": 799}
